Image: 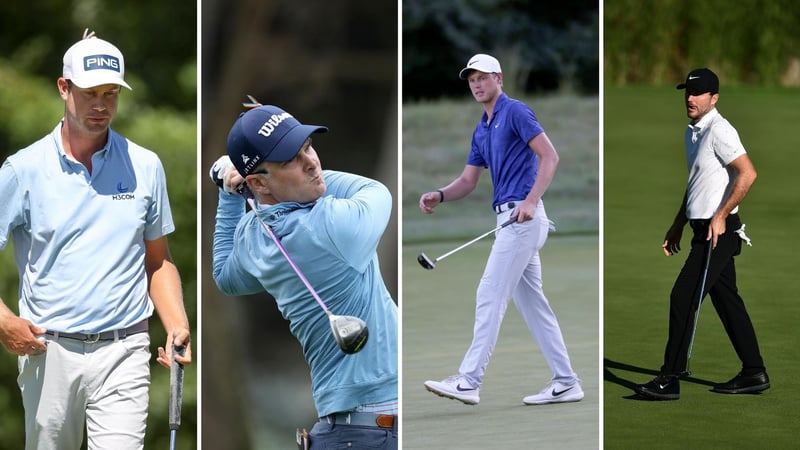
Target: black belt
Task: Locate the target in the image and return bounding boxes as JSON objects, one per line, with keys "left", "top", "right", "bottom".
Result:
{"left": 323, "top": 412, "right": 395, "bottom": 429}
{"left": 45, "top": 320, "right": 148, "bottom": 343}
{"left": 690, "top": 213, "right": 739, "bottom": 229}
{"left": 689, "top": 219, "right": 709, "bottom": 230}
{"left": 493, "top": 201, "right": 516, "bottom": 214}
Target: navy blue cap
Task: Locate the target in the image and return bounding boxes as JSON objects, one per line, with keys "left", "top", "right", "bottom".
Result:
{"left": 226, "top": 105, "right": 328, "bottom": 176}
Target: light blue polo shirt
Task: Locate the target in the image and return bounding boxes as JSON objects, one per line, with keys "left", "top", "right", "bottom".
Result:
{"left": 0, "top": 122, "right": 174, "bottom": 333}
{"left": 467, "top": 93, "right": 545, "bottom": 208}
{"left": 212, "top": 170, "right": 398, "bottom": 417}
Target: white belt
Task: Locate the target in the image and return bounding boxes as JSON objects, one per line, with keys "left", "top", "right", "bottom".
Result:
{"left": 493, "top": 201, "right": 517, "bottom": 214}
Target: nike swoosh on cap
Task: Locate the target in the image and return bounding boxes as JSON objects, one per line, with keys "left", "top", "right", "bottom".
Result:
{"left": 688, "top": 75, "right": 700, "bottom": 80}
{"left": 552, "top": 386, "right": 574, "bottom": 396}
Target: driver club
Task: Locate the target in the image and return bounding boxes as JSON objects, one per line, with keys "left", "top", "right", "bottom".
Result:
{"left": 213, "top": 170, "right": 368, "bottom": 353}
{"left": 245, "top": 196, "right": 368, "bottom": 354}
{"left": 418, "top": 217, "right": 516, "bottom": 270}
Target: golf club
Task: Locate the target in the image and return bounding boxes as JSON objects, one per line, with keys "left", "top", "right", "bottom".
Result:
{"left": 169, "top": 344, "right": 186, "bottom": 450}
{"left": 684, "top": 239, "right": 713, "bottom": 376}
{"left": 418, "top": 217, "right": 516, "bottom": 270}
{"left": 243, "top": 196, "right": 368, "bottom": 354}
{"left": 212, "top": 170, "right": 368, "bottom": 354}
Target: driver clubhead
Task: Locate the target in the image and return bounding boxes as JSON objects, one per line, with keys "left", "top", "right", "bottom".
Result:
{"left": 417, "top": 253, "right": 436, "bottom": 270}
{"left": 329, "top": 314, "right": 369, "bottom": 354}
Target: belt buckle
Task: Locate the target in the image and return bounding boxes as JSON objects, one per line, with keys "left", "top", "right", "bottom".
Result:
{"left": 83, "top": 333, "right": 101, "bottom": 343}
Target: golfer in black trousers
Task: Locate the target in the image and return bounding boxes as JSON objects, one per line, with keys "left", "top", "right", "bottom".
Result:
{"left": 635, "top": 68, "right": 769, "bottom": 401}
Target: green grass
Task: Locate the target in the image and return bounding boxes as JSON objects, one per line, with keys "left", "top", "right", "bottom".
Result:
{"left": 402, "top": 94, "right": 599, "bottom": 243}
{"left": 603, "top": 85, "right": 800, "bottom": 449}
{"left": 402, "top": 236, "right": 599, "bottom": 449}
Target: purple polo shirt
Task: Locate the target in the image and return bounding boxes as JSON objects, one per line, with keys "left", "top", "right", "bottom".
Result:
{"left": 466, "top": 93, "right": 544, "bottom": 208}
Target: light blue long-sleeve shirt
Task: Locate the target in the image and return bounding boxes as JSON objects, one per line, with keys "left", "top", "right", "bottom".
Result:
{"left": 212, "top": 170, "right": 397, "bottom": 417}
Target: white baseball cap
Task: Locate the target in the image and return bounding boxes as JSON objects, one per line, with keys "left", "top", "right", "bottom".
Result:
{"left": 458, "top": 53, "right": 502, "bottom": 80}
{"left": 63, "top": 35, "right": 132, "bottom": 90}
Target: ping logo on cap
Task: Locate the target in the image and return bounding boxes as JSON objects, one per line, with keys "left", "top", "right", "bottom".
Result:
{"left": 84, "top": 54, "right": 121, "bottom": 72}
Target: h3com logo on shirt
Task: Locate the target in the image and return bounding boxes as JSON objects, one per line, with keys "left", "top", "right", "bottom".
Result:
{"left": 112, "top": 181, "right": 135, "bottom": 200}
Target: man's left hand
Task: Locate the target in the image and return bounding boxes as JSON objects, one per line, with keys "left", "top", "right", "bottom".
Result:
{"left": 708, "top": 214, "right": 727, "bottom": 249}
{"left": 513, "top": 199, "right": 538, "bottom": 223}
{"left": 157, "top": 328, "right": 192, "bottom": 368}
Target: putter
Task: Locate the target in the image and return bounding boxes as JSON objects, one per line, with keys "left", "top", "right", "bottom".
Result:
{"left": 418, "top": 217, "right": 516, "bottom": 270}
{"left": 169, "top": 344, "right": 186, "bottom": 450}
{"left": 213, "top": 171, "right": 369, "bottom": 353}
{"left": 684, "top": 239, "right": 713, "bottom": 376}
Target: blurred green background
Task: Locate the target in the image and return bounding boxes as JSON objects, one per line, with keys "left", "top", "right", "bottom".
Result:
{"left": 604, "top": 0, "right": 800, "bottom": 87}
{"left": 0, "top": 2, "right": 197, "bottom": 449}
{"left": 604, "top": 1, "right": 800, "bottom": 448}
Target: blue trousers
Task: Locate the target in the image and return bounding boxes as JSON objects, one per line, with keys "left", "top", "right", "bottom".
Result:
{"left": 308, "top": 417, "right": 397, "bottom": 449}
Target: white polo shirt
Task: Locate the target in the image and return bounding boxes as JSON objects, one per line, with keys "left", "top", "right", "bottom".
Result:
{"left": 0, "top": 122, "right": 174, "bottom": 333}
{"left": 684, "top": 108, "right": 747, "bottom": 219}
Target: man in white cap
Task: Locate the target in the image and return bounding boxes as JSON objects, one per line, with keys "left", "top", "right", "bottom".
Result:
{"left": 209, "top": 100, "right": 397, "bottom": 448}
{"left": 419, "top": 53, "right": 583, "bottom": 406}
{"left": 0, "top": 30, "right": 191, "bottom": 449}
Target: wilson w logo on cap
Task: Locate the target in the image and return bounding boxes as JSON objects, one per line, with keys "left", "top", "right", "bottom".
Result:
{"left": 226, "top": 102, "right": 328, "bottom": 176}
{"left": 84, "top": 54, "right": 121, "bottom": 72}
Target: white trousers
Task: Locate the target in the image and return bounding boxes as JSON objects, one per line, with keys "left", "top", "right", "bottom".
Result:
{"left": 18, "top": 332, "right": 151, "bottom": 450}
{"left": 459, "top": 203, "right": 578, "bottom": 387}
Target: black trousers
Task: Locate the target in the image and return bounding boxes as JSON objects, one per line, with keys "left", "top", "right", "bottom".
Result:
{"left": 661, "top": 213, "right": 765, "bottom": 375}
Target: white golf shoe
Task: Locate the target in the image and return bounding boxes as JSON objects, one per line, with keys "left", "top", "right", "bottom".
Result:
{"left": 424, "top": 375, "right": 480, "bottom": 405}
{"left": 523, "top": 380, "right": 584, "bottom": 405}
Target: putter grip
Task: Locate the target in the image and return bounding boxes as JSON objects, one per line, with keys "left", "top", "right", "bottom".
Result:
{"left": 169, "top": 344, "right": 186, "bottom": 431}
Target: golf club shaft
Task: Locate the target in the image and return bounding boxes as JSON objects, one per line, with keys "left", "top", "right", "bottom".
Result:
{"left": 246, "top": 198, "right": 332, "bottom": 316}
{"left": 215, "top": 174, "right": 332, "bottom": 315}
{"left": 434, "top": 217, "right": 516, "bottom": 262}
{"left": 169, "top": 344, "right": 186, "bottom": 449}
{"left": 686, "top": 239, "right": 713, "bottom": 367}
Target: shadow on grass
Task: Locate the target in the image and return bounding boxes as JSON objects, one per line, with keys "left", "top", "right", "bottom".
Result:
{"left": 603, "top": 358, "right": 716, "bottom": 401}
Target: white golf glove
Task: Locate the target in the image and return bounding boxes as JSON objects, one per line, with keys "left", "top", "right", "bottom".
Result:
{"left": 209, "top": 155, "right": 235, "bottom": 193}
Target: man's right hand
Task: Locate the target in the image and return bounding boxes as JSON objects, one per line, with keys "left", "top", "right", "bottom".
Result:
{"left": 0, "top": 311, "right": 47, "bottom": 356}
{"left": 419, "top": 191, "right": 442, "bottom": 214}
{"left": 662, "top": 225, "right": 684, "bottom": 256}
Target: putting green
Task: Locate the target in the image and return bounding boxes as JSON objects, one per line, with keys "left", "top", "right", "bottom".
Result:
{"left": 604, "top": 85, "right": 800, "bottom": 449}
{"left": 402, "top": 235, "right": 599, "bottom": 449}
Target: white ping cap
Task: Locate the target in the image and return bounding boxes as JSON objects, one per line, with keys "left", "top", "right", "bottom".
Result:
{"left": 62, "top": 33, "right": 132, "bottom": 90}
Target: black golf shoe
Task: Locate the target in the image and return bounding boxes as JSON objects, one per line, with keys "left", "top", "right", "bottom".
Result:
{"left": 634, "top": 374, "right": 680, "bottom": 400}
{"left": 712, "top": 371, "right": 770, "bottom": 394}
